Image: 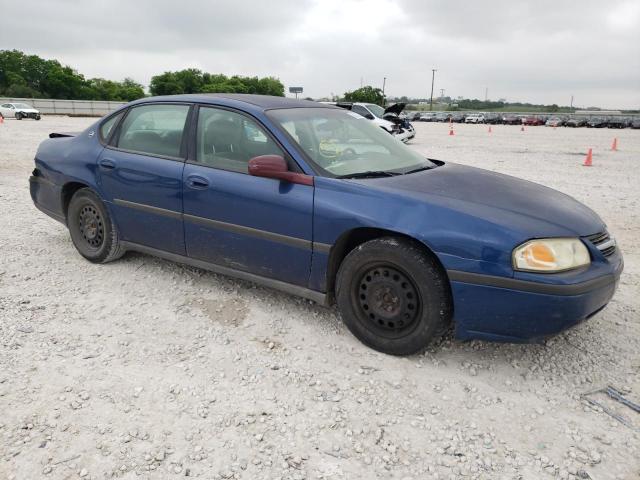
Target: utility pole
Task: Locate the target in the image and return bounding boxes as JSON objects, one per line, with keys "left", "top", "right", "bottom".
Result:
{"left": 429, "top": 69, "right": 437, "bottom": 111}
{"left": 570, "top": 95, "right": 574, "bottom": 111}
{"left": 440, "top": 88, "right": 445, "bottom": 100}
{"left": 382, "top": 77, "right": 387, "bottom": 106}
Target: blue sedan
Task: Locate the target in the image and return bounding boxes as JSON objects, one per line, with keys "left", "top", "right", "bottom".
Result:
{"left": 29, "top": 94, "right": 623, "bottom": 355}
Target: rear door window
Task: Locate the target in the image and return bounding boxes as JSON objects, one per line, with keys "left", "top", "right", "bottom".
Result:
{"left": 116, "top": 104, "right": 190, "bottom": 159}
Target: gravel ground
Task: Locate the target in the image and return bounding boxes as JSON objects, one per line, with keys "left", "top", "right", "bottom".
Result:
{"left": 1, "top": 116, "right": 639, "bottom": 480}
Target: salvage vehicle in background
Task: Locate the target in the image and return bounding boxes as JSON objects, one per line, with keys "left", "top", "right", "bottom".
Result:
{"left": 586, "top": 117, "right": 608, "bottom": 128}
{"left": 416, "top": 112, "right": 437, "bottom": 122}
{"left": 502, "top": 114, "right": 520, "bottom": 125}
{"left": 450, "top": 113, "right": 466, "bottom": 123}
{"left": 30, "top": 94, "right": 623, "bottom": 355}
{"left": 565, "top": 117, "right": 588, "bottom": 128}
{"left": 522, "top": 116, "right": 545, "bottom": 126}
{"left": 484, "top": 113, "right": 502, "bottom": 124}
{"left": 464, "top": 113, "right": 485, "bottom": 124}
{"left": 0, "top": 102, "right": 41, "bottom": 120}
{"left": 331, "top": 102, "right": 415, "bottom": 142}
{"left": 606, "top": 117, "right": 627, "bottom": 129}
{"left": 545, "top": 117, "right": 565, "bottom": 127}
{"left": 631, "top": 117, "right": 640, "bottom": 129}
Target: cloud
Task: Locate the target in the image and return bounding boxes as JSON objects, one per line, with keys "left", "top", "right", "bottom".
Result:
{"left": 1, "top": 0, "right": 638, "bottom": 108}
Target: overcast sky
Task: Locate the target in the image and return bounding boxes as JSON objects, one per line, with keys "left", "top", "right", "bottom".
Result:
{"left": 2, "top": 0, "right": 639, "bottom": 108}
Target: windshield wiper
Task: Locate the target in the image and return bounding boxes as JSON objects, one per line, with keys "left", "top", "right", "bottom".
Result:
{"left": 403, "top": 166, "right": 433, "bottom": 175}
{"left": 336, "top": 170, "right": 401, "bottom": 179}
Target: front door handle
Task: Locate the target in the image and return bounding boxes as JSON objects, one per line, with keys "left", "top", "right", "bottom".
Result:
{"left": 186, "top": 174, "right": 209, "bottom": 189}
{"left": 99, "top": 158, "right": 116, "bottom": 170}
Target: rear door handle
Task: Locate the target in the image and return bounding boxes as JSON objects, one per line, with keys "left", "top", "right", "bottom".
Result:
{"left": 186, "top": 174, "right": 209, "bottom": 189}
{"left": 99, "top": 158, "right": 116, "bottom": 170}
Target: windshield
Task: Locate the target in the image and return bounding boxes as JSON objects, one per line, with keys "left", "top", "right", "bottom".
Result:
{"left": 365, "top": 104, "right": 385, "bottom": 119}
{"left": 14, "top": 103, "right": 32, "bottom": 109}
{"left": 267, "top": 107, "right": 435, "bottom": 177}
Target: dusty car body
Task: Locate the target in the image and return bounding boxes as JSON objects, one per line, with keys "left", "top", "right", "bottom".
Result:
{"left": 30, "top": 94, "right": 623, "bottom": 354}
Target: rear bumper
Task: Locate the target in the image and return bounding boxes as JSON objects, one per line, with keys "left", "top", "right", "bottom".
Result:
{"left": 449, "top": 255, "right": 623, "bottom": 342}
{"left": 29, "top": 174, "right": 66, "bottom": 224}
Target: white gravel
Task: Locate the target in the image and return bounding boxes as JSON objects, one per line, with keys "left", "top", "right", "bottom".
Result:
{"left": 0, "top": 116, "right": 639, "bottom": 480}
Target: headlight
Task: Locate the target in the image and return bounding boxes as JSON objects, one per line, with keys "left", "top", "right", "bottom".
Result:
{"left": 512, "top": 238, "right": 590, "bottom": 272}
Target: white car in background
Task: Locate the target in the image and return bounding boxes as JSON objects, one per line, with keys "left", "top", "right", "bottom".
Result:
{"left": 464, "top": 113, "right": 485, "bottom": 124}
{"left": 323, "top": 101, "right": 415, "bottom": 143}
{"left": 0, "top": 102, "right": 41, "bottom": 120}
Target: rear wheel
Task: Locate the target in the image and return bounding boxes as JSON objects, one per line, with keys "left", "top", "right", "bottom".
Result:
{"left": 336, "top": 237, "right": 452, "bottom": 355}
{"left": 15, "top": 112, "right": 23, "bottom": 120}
{"left": 67, "top": 188, "right": 124, "bottom": 263}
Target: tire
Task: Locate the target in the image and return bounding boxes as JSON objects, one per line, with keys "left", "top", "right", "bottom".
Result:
{"left": 336, "top": 237, "right": 452, "bottom": 355}
{"left": 15, "top": 112, "right": 22, "bottom": 120}
{"left": 35, "top": 115, "right": 41, "bottom": 121}
{"left": 67, "top": 188, "right": 124, "bottom": 263}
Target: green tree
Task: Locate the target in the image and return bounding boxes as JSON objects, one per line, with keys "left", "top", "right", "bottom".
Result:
{"left": 343, "top": 86, "right": 384, "bottom": 105}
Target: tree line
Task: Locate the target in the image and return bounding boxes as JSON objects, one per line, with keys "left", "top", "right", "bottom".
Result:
{"left": 0, "top": 50, "right": 285, "bottom": 101}
{"left": 0, "top": 50, "right": 145, "bottom": 101}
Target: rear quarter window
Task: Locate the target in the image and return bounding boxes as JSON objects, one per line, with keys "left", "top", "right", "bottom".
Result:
{"left": 99, "top": 112, "right": 124, "bottom": 142}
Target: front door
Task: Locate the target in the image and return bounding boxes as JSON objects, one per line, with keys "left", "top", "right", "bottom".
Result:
{"left": 97, "top": 103, "right": 191, "bottom": 255}
{"left": 182, "top": 106, "right": 313, "bottom": 287}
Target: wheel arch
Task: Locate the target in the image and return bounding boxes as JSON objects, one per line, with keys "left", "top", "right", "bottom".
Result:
{"left": 325, "top": 227, "right": 451, "bottom": 302}
{"left": 61, "top": 181, "right": 91, "bottom": 220}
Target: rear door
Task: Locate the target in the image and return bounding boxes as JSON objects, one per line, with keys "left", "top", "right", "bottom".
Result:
{"left": 97, "top": 103, "right": 191, "bottom": 255}
{"left": 182, "top": 105, "right": 313, "bottom": 286}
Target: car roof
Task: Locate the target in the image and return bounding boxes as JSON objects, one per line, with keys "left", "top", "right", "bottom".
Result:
{"left": 129, "top": 94, "right": 333, "bottom": 111}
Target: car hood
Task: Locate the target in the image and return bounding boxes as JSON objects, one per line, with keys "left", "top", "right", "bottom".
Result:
{"left": 356, "top": 162, "right": 605, "bottom": 238}
{"left": 383, "top": 103, "right": 406, "bottom": 115}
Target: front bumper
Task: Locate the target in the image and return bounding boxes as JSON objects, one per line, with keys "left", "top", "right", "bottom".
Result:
{"left": 448, "top": 251, "right": 623, "bottom": 342}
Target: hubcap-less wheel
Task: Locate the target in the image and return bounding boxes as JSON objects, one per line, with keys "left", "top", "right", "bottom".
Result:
{"left": 355, "top": 264, "right": 421, "bottom": 339}
{"left": 78, "top": 205, "right": 104, "bottom": 248}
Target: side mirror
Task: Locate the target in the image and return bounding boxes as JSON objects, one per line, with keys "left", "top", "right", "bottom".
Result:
{"left": 364, "top": 113, "right": 375, "bottom": 120}
{"left": 248, "top": 155, "right": 313, "bottom": 186}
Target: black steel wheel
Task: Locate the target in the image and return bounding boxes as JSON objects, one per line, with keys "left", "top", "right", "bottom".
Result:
{"left": 15, "top": 112, "right": 23, "bottom": 120}
{"left": 354, "top": 264, "right": 421, "bottom": 339}
{"left": 336, "top": 237, "right": 452, "bottom": 355}
{"left": 78, "top": 204, "right": 105, "bottom": 249}
{"left": 67, "top": 188, "right": 124, "bottom": 263}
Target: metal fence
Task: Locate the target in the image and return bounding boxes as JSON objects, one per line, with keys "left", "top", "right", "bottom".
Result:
{"left": 0, "top": 97, "right": 125, "bottom": 116}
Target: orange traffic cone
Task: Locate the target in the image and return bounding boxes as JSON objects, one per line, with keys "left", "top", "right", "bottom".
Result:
{"left": 583, "top": 148, "right": 593, "bottom": 167}
{"left": 0, "top": 115, "right": 4, "bottom": 124}
{"left": 449, "top": 126, "right": 455, "bottom": 136}
{"left": 488, "top": 126, "right": 492, "bottom": 133}
{"left": 611, "top": 138, "right": 618, "bottom": 151}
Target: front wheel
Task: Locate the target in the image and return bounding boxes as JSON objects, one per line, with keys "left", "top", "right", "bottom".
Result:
{"left": 67, "top": 188, "right": 124, "bottom": 263}
{"left": 15, "top": 112, "right": 23, "bottom": 120}
{"left": 336, "top": 238, "right": 452, "bottom": 355}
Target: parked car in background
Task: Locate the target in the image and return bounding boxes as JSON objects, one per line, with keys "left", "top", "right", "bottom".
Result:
{"left": 606, "top": 117, "right": 627, "bottom": 129}
{"left": 545, "top": 117, "right": 565, "bottom": 127}
{"left": 586, "top": 117, "right": 608, "bottom": 128}
{"left": 502, "top": 114, "right": 520, "bottom": 125}
{"left": 484, "top": 113, "right": 502, "bottom": 125}
{"left": 630, "top": 117, "right": 640, "bottom": 129}
{"left": 435, "top": 112, "right": 452, "bottom": 122}
{"left": 29, "top": 94, "right": 623, "bottom": 355}
{"left": 565, "top": 117, "right": 588, "bottom": 128}
{"left": 450, "top": 113, "right": 466, "bottom": 123}
{"left": 464, "top": 114, "right": 485, "bottom": 124}
{"left": 416, "top": 112, "right": 437, "bottom": 122}
{"left": 381, "top": 103, "right": 416, "bottom": 141}
{"left": 522, "top": 116, "right": 544, "bottom": 126}
{"left": 332, "top": 102, "right": 415, "bottom": 142}
{"left": 0, "top": 102, "right": 41, "bottom": 120}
